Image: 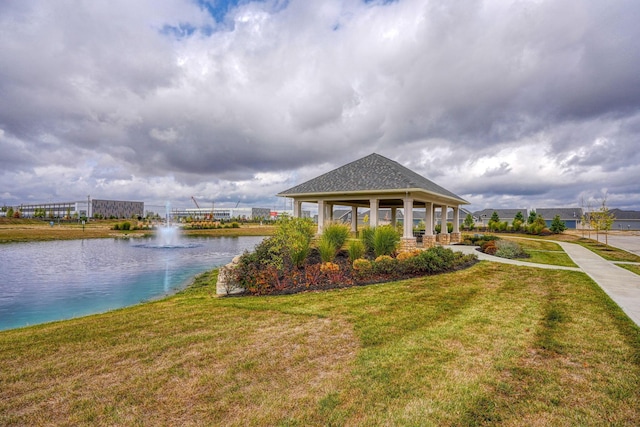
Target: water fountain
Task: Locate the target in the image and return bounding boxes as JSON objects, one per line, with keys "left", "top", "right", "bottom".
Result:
{"left": 141, "top": 201, "right": 193, "bottom": 248}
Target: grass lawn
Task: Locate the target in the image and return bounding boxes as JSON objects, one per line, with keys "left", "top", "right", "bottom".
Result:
{"left": 500, "top": 237, "right": 578, "bottom": 267}
{"left": 1, "top": 262, "right": 639, "bottom": 426}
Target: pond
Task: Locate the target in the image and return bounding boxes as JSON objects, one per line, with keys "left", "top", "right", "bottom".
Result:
{"left": 0, "top": 233, "right": 263, "bottom": 331}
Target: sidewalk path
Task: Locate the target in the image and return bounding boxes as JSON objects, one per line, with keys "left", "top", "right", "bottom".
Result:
{"left": 555, "top": 241, "right": 640, "bottom": 327}
{"left": 447, "top": 242, "right": 640, "bottom": 327}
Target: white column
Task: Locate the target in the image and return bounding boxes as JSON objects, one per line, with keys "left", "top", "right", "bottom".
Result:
{"left": 369, "top": 198, "right": 379, "bottom": 228}
{"left": 391, "top": 207, "right": 397, "bottom": 226}
{"left": 425, "top": 202, "right": 433, "bottom": 235}
{"left": 453, "top": 207, "right": 460, "bottom": 233}
{"left": 327, "top": 203, "right": 334, "bottom": 222}
{"left": 441, "top": 205, "right": 448, "bottom": 233}
{"left": 317, "top": 200, "right": 325, "bottom": 234}
{"left": 293, "top": 200, "right": 302, "bottom": 218}
{"left": 403, "top": 198, "right": 414, "bottom": 238}
{"left": 351, "top": 206, "right": 358, "bottom": 233}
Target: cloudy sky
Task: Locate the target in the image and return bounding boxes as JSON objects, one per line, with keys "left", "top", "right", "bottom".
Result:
{"left": 1, "top": 0, "right": 639, "bottom": 213}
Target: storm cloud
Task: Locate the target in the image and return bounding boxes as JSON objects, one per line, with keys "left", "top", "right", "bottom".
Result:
{"left": 1, "top": 0, "right": 639, "bottom": 210}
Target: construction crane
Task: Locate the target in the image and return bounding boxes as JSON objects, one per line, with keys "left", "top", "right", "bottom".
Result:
{"left": 235, "top": 200, "right": 241, "bottom": 208}
{"left": 191, "top": 196, "right": 200, "bottom": 209}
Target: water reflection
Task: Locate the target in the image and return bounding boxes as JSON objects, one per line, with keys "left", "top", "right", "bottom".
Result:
{"left": 0, "top": 235, "right": 262, "bottom": 331}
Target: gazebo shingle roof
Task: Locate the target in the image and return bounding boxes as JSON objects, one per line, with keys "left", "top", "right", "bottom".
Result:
{"left": 278, "top": 153, "right": 467, "bottom": 203}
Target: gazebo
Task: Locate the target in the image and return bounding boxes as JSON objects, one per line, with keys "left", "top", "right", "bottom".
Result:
{"left": 277, "top": 153, "right": 469, "bottom": 249}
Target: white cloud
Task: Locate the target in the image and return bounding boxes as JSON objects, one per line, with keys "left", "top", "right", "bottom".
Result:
{"left": 1, "top": 0, "right": 639, "bottom": 210}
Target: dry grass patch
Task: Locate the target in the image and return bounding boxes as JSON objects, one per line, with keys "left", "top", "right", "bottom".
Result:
{"left": 0, "top": 301, "right": 357, "bottom": 426}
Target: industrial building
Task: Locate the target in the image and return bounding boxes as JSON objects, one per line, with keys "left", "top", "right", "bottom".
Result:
{"left": 170, "top": 207, "right": 272, "bottom": 221}
{"left": 16, "top": 199, "right": 144, "bottom": 219}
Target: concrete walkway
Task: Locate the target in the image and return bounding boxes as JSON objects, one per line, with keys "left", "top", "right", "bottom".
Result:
{"left": 555, "top": 241, "right": 640, "bottom": 327}
{"left": 447, "top": 242, "right": 640, "bottom": 327}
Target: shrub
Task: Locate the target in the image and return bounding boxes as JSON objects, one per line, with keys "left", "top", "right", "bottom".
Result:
{"left": 512, "top": 219, "right": 523, "bottom": 232}
{"left": 347, "top": 239, "right": 365, "bottom": 261}
{"left": 353, "top": 258, "right": 372, "bottom": 272}
{"left": 320, "top": 262, "right": 340, "bottom": 273}
{"left": 360, "top": 227, "right": 375, "bottom": 255}
{"left": 322, "top": 222, "right": 351, "bottom": 251}
{"left": 495, "top": 240, "right": 528, "bottom": 259}
{"left": 231, "top": 222, "right": 240, "bottom": 228}
{"left": 318, "top": 237, "right": 336, "bottom": 263}
{"left": 481, "top": 240, "right": 498, "bottom": 255}
{"left": 462, "top": 234, "right": 499, "bottom": 246}
{"left": 289, "top": 232, "right": 312, "bottom": 268}
{"left": 121, "top": 222, "right": 131, "bottom": 231}
{"left": 113, "top": 223, "right": 120, "bottom": 230}
{"left": 373, "top": 255, "right": 396, "bottom": 275}
{"left": 396, "top": 249, "right": 421, "bottom": 262}
{"left": 276, "top": 216, "right": 315, "bottom": 268}
{"left": 373, "top": 225, "right": 401, "bottom": 257}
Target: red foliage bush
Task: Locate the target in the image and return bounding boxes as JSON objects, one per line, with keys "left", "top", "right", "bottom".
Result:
{"left": 481, "top": 241, "right": 498, "bottom": 255}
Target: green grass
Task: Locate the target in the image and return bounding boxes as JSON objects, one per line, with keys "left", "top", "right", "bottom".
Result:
{"left": 500, "top": 236, "right": 578, "bottom": 267}
{"left": 1, "top": 264, "right": 639, "bottom": 426}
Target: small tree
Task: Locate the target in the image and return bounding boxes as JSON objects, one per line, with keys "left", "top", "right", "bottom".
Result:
{"left": 527, "top": 211, "right": 538, "bottom": 224}
{"left": 550, "top": 215, "right": 567, "bottom": 234}
{"left": 488, "top": 211, "right": 501, "bottom": 232}
{"left": 6, "top": 207, "right": 14, "bottom": 218}
{"left": 512, "top": 212, "right": 524, "bottom": 232}
{"left": 463, "top": 213, "right": 475, "bottom": 230}
{"left": 514, "top": 211, "right": 524, "bottom": 223}
{"left": 590, "top": 200, "right": 615, "bottom": 245}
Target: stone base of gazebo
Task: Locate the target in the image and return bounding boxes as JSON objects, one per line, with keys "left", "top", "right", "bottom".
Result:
{"left": 436, "top": 233, "right": 450, "bottom": 245}
{"left": 399, "top": 237, "right": 417, "bottom": 252}
{"left": 422, "top": 235, "right": 436, "bottom": 248}
{"left": 450, "top": 232, "right": 462, "bottom": 244}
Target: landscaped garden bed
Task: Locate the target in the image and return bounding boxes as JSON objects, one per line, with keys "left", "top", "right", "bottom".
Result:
{"left": 225, "top": 218, "right": 478, "bottom": 295}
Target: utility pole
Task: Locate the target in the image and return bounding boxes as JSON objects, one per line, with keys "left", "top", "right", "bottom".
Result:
{"left": 87, "top": 195, "right": 90, "bottom": 221}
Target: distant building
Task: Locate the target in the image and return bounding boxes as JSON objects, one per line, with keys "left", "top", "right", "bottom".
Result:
{"left": 19, "top": 201, "right": 85, "bottom": 219}
{"left": 171, "top": 207, "right": 272, "bottom": 221}
{"left": 18, "top": 199, "right": 144, "bottom": 219}
{"left": 472, "top": 209, "right": 529, "bottom": 226}
{"left": 610, "top": 209, "right": 640, "bottom": 231}
{"left": 535, "top": 208, "right": 582, "bottom": 229}
{"left": 92, "top": 199, "right": 144, "bottom": 219}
